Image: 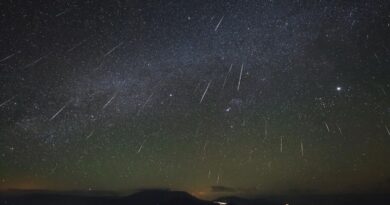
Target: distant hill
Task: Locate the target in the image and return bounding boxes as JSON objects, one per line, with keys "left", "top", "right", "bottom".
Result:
{"left": 119, "top": 189, "right": 215, "bottom": 205}
{"left": 2, "top": 189, "right": 390, "bottom": 205}
{"left": 0, "top": 189, "right": 215, "bottom": 205}
{"left": 215, "top": 196, "right": 277, "bottom": 205}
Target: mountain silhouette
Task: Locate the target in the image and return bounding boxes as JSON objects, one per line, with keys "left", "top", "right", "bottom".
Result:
{"left": 0, "top": 189, "right": 216, "bottom": 205}
{"left": 215, "top": 196, "right": 277, "bottom": 205}
{"left": 2, "top": 189, "right": 390, "bottom": 205}
{"left": 119, "top": 189, "right": 215, "bottom": 205}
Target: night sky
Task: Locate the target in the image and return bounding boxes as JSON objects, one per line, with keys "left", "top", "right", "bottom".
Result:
{"left": 1, "top": 0, "right": 390, "bottom": 199}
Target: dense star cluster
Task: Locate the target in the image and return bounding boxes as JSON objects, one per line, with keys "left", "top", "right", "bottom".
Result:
{"left": 0, "top": 0, "right": 389, "bottom": 199}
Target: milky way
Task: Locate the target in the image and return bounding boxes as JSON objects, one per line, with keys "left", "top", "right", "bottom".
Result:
{"left": 0, "top": 0, "right": 389, "bottom": 199}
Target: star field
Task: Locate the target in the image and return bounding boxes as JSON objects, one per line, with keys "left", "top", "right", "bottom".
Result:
{"left": 0, "top": 0, "right": 390, "bottom": 199}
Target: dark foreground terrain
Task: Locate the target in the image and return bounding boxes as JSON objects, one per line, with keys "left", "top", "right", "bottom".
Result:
{"left": 1, "top": 190, "right": 390, "bottom": 205}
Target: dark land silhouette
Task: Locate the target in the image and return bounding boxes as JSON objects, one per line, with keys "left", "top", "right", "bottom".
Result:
{"left": 1, "top": 189, "right": 390, "bottom": 205}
